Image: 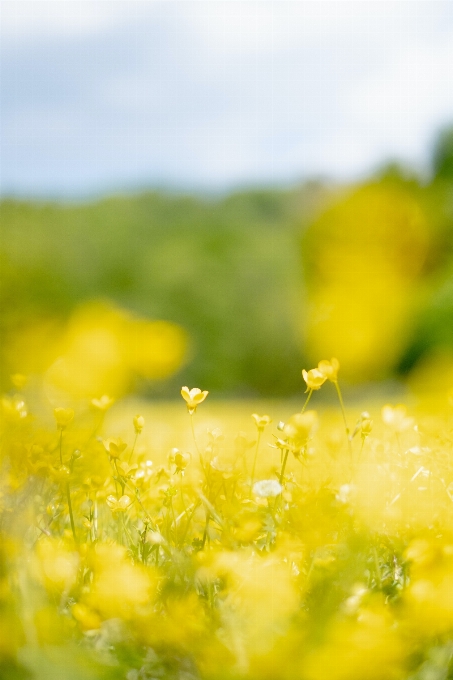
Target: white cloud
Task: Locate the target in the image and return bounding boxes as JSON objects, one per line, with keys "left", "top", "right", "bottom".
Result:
{"left": 0, "top": 1, "right": 156, "bottom": 42}
{"left": 2, "top": 0, "right": 453, "bottom": 194}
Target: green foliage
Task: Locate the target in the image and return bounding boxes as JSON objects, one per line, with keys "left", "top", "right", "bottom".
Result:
{"left": 0, "top": 187, "right": 324, "bottom": 396}
{"left": 432, "top": 125, "right": 453, "bottom": 180}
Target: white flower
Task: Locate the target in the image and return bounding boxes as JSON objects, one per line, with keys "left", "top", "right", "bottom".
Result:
{"left": 252, "top": 479, "right": 282, "bottom": 498}
{"left": 336, "top": 483, "right": 355, "bottom": 504}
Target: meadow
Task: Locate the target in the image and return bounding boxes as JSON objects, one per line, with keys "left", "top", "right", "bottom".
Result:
{"left": 3, "top": 131, "right": 453, "bottom": 679}
{"left": 2, "top": 360, "right": 453, "bottom": 680}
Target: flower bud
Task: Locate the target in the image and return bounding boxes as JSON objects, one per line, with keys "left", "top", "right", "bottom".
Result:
{"left": 54, "top": 408, "right": 74, "bottom": 430}
{"left": 133, "top": 414, "right": 145, "bottom": 434}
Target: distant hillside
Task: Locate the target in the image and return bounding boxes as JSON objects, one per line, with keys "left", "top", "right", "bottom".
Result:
{"left": 3, "top": 150, "right": 453, "bottom": 398}
{"left": 0, "top": 183, "right": 328, "bottom": 396}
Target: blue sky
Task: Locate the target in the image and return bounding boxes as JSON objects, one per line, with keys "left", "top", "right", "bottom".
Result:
{"left": 2, "top": 1, "right": 453, "bottom": 197}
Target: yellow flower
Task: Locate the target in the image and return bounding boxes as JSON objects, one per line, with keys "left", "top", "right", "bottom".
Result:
{"left": 283, "top": 410, "right": 318, "bottom": 444}
{"left": 360, "top": 411, "right": 373, "bottom": 436}
{"left": 251, "top": 414, "right": 272, "bottom": 431}
{"left": 168, "top": 448, "right": 191, "bottom": 471}
{"left": 53, "top": 407, "right": 74, "bottom": 430}
{"left": 207, "top": 427, "right": 225, "bottom": 442}
{"left": 106, "top": 494, "right": 133, "bottom": 514}
{"left": 381, "top": 404, "right": 414, "bottom": 433}
{"left": 91, "top": 395, "right": 114, "bottom": 411}
{"left": 302, "top": 368, "right": 327, "bottom": 392}
{"left": 318, "top": 357, "right": 340, "bottom": 382}
{"left": 103, "top": 437, "right": 127, "bottom": 459}
{"left": 11, "top": 374, "right": 28, "bottom": 390}
{"left": 133, "top": 414, "right": 145, "bottom": 434}
{"left": 72, "top": 602, "right": 101, "bottom": 631}
{"left": 2, "top": 396, "right": 28, "bottom": 421}
{"left": 116, "top": 461, "right": 138, "bottom": 478}
{"left": 181, "top": 386, "right": 209, "bottom": 414}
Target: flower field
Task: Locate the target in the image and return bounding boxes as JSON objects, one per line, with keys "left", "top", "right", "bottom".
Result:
{"left": 2, "top": 361, "right": 453, "bottom": 680}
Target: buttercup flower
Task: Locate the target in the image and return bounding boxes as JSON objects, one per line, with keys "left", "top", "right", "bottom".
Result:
{"left": 318, "top": 358, "right": 340, "bottom": 382}
{"left": 251, "top": 414, "right": 272, "bottom": 431}
{"left": 283, "top": 410, "right": 318, "bottom": 445}
{"left": 302, "top": 368, "right": 327, "bottom": 392}
{"left": 2, "top": 397, "right": 28, "bottom": 421}
{"left": 382, "top": 404, "right": 414, "bottom": 433}
{"left": 116, "top": 461, "right": 138, "bottom": 478}
{"left": 91, "top": 395, "right": 114, "bottom": 411}
{"left": 207, "top": 427, "right": 225, "bottom": 442}
{"left": 11, "top": 374, "right": 27, "bottom": 390}
{"left": 181, "top": 386, "right": 209, "bottom": 414}
{"left": 103, "top": 438, "right": 127, "bottom": 459}
{"left": 54, "top": 407, "right": 74, "bottom": 430}
{"left": 106, "top": 494, "right": 133, "bottom": 514}
{"left": 133, "top": 414, "right": 145, "bottom": 434}
{"left": 168, "top": 448, "right": 191, "bottom": 471}
{"left": 360, "top": 411, "right": 373, "bottom": 437}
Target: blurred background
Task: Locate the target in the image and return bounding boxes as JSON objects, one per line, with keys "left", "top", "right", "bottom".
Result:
{"left": 2, "top": 1, "right": 453, "bottom": 401}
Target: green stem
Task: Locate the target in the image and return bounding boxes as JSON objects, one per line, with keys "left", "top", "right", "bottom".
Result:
{"left": 113, "top": 459, "right": 124, "bottom": 495}
{"left": 109, "top": 458, "right": 120, "bottom": 498}
{"left": 334, "top": 381, "right": 352, "bottom": 457}
{"left": 201, "top": 512, "right": 210, "bottom": 549}
{"left": 59, "top": 430, "right": 63, "bottom": 466}
{"left": 279, "top": 449, "right": 290, "bottom": 486}
{"left": 93, "top": 496, "right": 98, "bottom": 541}
{"left": 250, "top": 430, "right": 262, "bottom": 490}
{"left": 129, "top": 432, "right": 138, "bottom": 464}
{"left": 179, "top": 501, "right": 200, "bottom": 547}
{"left": 117, "top": 515, "right": 123, "bottom": 545}
{"left": 180, "top": 486, "right": 187, "bottom": 514}
{"left": 141, "top": 524, "right": 149, "bottom": 564}
{"left": 373, "top": 545, "right": 382, "bottom": 588}
{"left": 66, "top": 481, "right": 77, "bottom": 545}
{"left": 358, "top": 436, "right": 365, "bottom": 465}
{"left": 122, "top": 514, "right": 134, "bottom": 546}
{"left": 170, "top": 497, "right": 177, "bottom": 544}
{"left": 84, "top": 412, "right": 105, "bottom": 449}
{"left": 190, "top": 414, "right": 203, "bottom": 470}
{"left": 301, "top": 389, "right": 313, "bottom": 413}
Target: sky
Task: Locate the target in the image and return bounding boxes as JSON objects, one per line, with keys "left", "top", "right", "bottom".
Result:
{"left": 1, "top": 0, "right": 453, "bottom": 198}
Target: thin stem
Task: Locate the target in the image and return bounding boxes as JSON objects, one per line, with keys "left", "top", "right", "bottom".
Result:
{"left": 122, "top": 514, "right": 134, "bottom": 546}
{"left": 179, "top": 501, "right": 200, "bottom": 547}
{"left": 129, "top": 432, "right": 139, "bottom": 464}
{"left": 250, "top": 430, "right": 262, "bottom": 490}
{"left": 180, "top": 486, "right": 187, "bottom": 514}
{"left": 66, "top": 481, "right": 77, "bottom": 546}
{"left": 279, "top": 449, "right": 290, "bottom": 486}
{"left": 141, "top": 523, "right": 149, "bottom": 564}
{"left": 109, "top": 458, "right": 120, "bottom": 498}
{"left": 125, "top": 484, "right": 158, "bottom": 531}
{"left": 84, "top": 412, "right": 105, "bottom": 449}
{"left": 373, "top": 545, "right": 382, "bottom": 588}
{"left": 358, "top": 436, "right": 365, "bottom": 465}
{"left": 334, "top": 381, "right": 352, "bottom": 457}
{"left": 59, "top": 430, "right": 63, "bottom": 466}
{"left": 117, "top": 515, "right": 123, "bottom": 545}
{"left": 114, "top": 459, "right": 125, "bottom": 495}
{"left": 170, "top": 497, "right": 177, "bottom": 544}
{"left": 93, "top": 496, "right": 98, "bottom": 541}
{"left": 301, "top": 389, "right": 313, "bottom": 414}
{"left": 201, "top": 512, "right": 210, "bottom": 549}
{"left": 190, "top": 415, "right": 203, "bottom": 470}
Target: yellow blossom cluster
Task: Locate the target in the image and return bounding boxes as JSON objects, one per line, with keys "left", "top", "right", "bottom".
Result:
{"left": 1, "top": 365, "right": 453, "bottom": 680}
